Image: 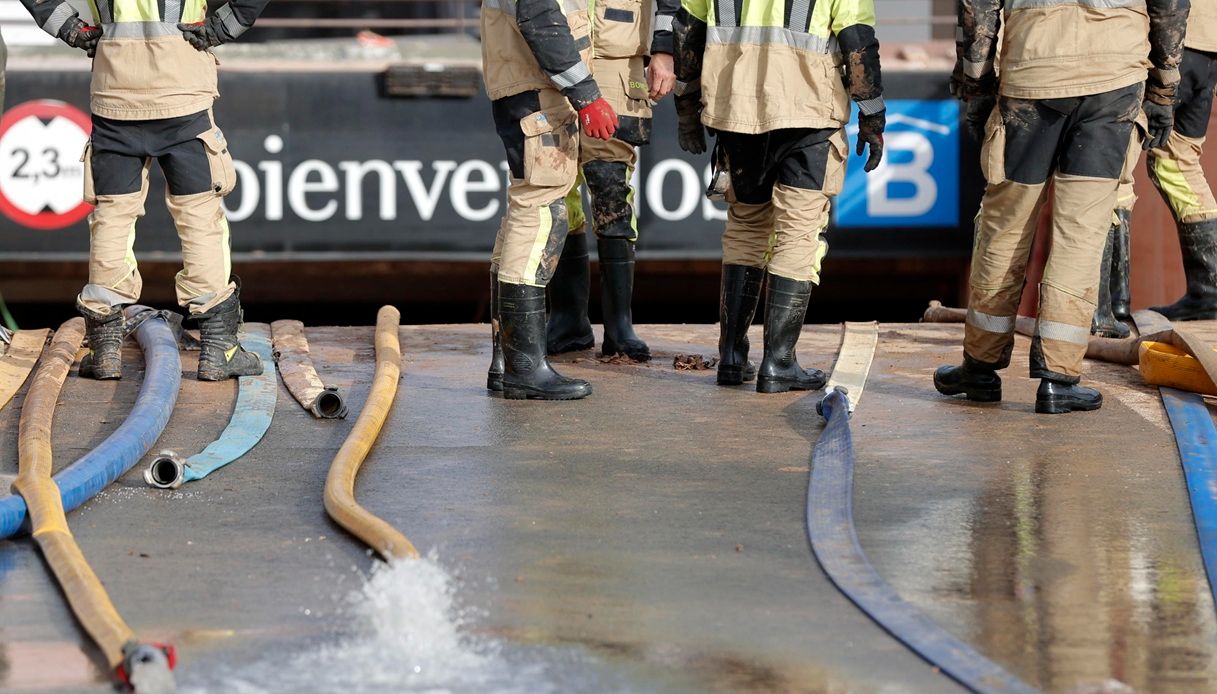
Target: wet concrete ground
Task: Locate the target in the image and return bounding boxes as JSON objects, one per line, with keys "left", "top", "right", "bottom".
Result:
{"left": 1, "top": 322, "right": 1215, "bottom": 692}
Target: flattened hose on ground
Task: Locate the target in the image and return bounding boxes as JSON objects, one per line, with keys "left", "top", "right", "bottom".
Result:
{"left": 809, "top": 323, "right": 1036, "bottom": 694}
{"left": 323, "top": 306, "right": 418, "bottom": 561}
{"left": 272, "top": 320, "right": 347, "bottom": 419}
{"left": 10, "top": 319, "right": 175, "bottom": 690}
{"left": 0, "top": 307, "right": 181, "bottom": 538}
{"left": 144, "top": 323, "right": 277, "bottom": 489}
{"left": 0, "top": 328, "right": 50, "bottom": 414}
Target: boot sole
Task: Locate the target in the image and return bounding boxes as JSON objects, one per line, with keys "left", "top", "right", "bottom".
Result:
{"left": 757, "top": 377, "right": 827, "bottom": 394}
{"left": 487, "top": 373, "right": 504, "bottom": 392}
{"left": 502, "top": 384, "right": 592, "bottom": 401}
{"left": 81, "top": 371, "right": 122, "bottom": 381}
{"left": 716, "top": 365, "right": 757, "bottom": 386}
{"left": 1035, "top": 397, "right": 1102, "bottom": 414}
{"left": 934, "top": 382, "right": 1002, "bottom": 402}
{"left": 198, "top": 367, "right": 264, "bottom": 381}
{"left": 547, "top": 334, "right": 595, "bottom": 355}
{"left": 1092, "top": 326, "right": 1131, "bottom": 339}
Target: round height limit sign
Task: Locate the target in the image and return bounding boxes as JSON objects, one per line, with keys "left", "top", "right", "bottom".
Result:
{"left": 0, "top": 100, "right": 92, "bottom": 230}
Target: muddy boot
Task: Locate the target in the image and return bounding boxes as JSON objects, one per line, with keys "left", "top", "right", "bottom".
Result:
{"left": 78, "top": 301, "right": 125, "bottom": 380}
{"left": 597, "top": 238, "right": 651, "bottom": 361}
{"left": 488, "top": 272, "right": 505, "bottom": 392}
{"left": 757, "top": 276, "right": 826, "bottom": 394}
{"left": 193, "top": 291, "right": 264, "bottom": 381}
{"left": 1035, "top": 378, "right": 1103, "bottom": 414}
{"left": 1092, "top": 225, "right": 1130, "bottom": 339}
{"left": 717, "top": 265, "right": 763, "bottom": 385}
{"left": 546, "top": 233, "right": 595, "bottom": 354}
{"left": 933, "top": 356, "right": 1002, "bottom": 402}
{"left": 1151, "top": 219, "right": 1217, "bottom": 321}
{"left": 500, "top": 281, "right": 592, "bottom": 401}
{"left": 1110, "top": 208, "right": 1132, "bottom": 320}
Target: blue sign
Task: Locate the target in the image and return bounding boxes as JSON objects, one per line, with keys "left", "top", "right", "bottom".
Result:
{"left": 835, "top": 99, "right": 960, "bottom": 229}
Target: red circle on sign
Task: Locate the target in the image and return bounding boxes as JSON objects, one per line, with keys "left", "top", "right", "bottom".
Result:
{"left": 0, "top": 100, "right": 93, "bottom": 230}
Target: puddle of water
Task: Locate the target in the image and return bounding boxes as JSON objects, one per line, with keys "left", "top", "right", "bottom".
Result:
{"left": 181, "top": 553, "right": 638, "bottom": 694}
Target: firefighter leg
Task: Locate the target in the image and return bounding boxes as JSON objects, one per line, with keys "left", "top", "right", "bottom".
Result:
{"left": 1032, "top": 85, "right": 1139, "bottom": 412}
{"left": 1149, "top": 48, "right": 1217, "bottom": 320}
{"left": 717, "top": 131, "right": 777, "bottom": 387}
{"left": 77, "top": 121, "right": 152, "bottom": 379}
{"left": 491, "top": 89, "right": 589, "bottom": 400}
{"left": 581, "top": 57, "right": 652, "bottom": 361}
{"left": 756, "top": 129, "right": 842, "bottom": 394}
{"left": 545, "top": 176, "right": 595, "bottom": 354}
{"left": 160, "top": 112, "right": 260, "bottom": 380}
{"left": 941, "top": 98, "right": 1057, "bottom": 401}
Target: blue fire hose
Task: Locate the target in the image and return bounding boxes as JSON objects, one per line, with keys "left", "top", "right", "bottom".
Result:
{"left": 1160, "top": 387, "right": 1217, "bottom": 609}
{"left": 144, "top": 323, "right": 277, "bottom": 489}
{"left": 0, "top": 308, "right": 180, "bottom": 539}
{"left": 809, "top": 389, "right": 1036, "bottom": 694}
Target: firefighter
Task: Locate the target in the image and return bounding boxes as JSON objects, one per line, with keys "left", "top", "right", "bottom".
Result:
{"left": 23, "top": 0, "right": 269, "bottom": 381}
{"left": 545, "top": 0, "right": 681, "bottom": 362}
{"left": 672, "top": 0, "right": 885, "bottom": 393}
{"left": 1096, "top": 0, "right": 1216, "bottom": 324}
{"left": 482, "top": 0, "right": 620, "bottom": 400}
{"left": 937, "top": 0, "right": 1188, "bottom": 414}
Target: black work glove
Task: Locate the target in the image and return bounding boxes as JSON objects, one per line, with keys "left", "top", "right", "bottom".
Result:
{"left": 178, "top": 17, "right": 232, "bottom": 51}
{"left": 963, "top": 94, "right": 997, "bottom": 142}
{"left": 857, "top": 111, "right": 885, "bottom": 173}
{"left": 58, "top": 18, "right": 101, "bottom": 57}
{"left": 675, "top": 94, "right": 706, "bottom": 155}
{"left": 1142, "top": 98, "right": 1175, "bottom": 151}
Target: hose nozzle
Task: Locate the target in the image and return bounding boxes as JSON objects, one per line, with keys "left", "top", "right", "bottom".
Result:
{"left": 144, "top": 451, "right": 186, "bottom": 490}
{"left": 117, "top": 641, "right": 176, "bottom": 693}
{"left": 309, "top": 387, "right": 348, "bottom": 419}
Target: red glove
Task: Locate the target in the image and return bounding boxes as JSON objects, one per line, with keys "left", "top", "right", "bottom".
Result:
{"left": 578, "top": 98, "right": 618, "bottom": 140}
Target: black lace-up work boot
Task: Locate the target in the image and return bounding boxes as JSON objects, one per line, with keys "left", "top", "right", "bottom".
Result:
{"left": 78, "top": 301, "right": 125, "bottom": 380}
{"left": 499, "top": 281, "right": 592, "bottom": 400}
{"left": 756, "top": 275, "right": 826, "bottom": 394}
{"left": 192, "top": 286, "right": 263, "bottom": 381}
{"left": 717, "top": 265, "right": 763, "bottom": 385}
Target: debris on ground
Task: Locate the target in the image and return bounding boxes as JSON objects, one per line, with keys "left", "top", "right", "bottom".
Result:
{"left": 673, "top": 354, "right": 718, "bottom": 371}
{"left": 600, "top": 353, "right": 646, "bottom": 365}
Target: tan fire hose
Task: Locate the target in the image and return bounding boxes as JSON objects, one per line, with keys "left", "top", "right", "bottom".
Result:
{"left": 323, "top": 306, "right": 418, "bottom": 562}
{"left": 10, "top": 319, "right": 175, "bottom": 691}
{"left": 0, "top": 328, "right": 50, "bottom": 413}
{"left": 271, "top": 320, "right": 347, "bottom": 419}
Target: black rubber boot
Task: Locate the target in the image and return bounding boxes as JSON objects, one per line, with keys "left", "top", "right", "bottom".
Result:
{"left": 933, "top": 357, "right": 1002, "bottom": 402}
{"left": 192, "top": 287, "right": 264, "bottom": 381}
{"left": 597, "top": 238, "right": 651, "bottom": 361}
{"left": 1110, "top": 208, "right": 1132, "bottom": 320}
{"left": 1151, "top": 219, "right": 1217, "bottom": 321}
{"left": 546, "top": 233, "right": 595, "bottom": 354}
{"left": 77, "top": 301, "right": 125, "bottom": 380}
{"left": 1092, "top": 224, "right": 1130, "bottom": 338}
{"left": 487, "top": 272, "right": 504, "bottom": 392}
{"left": 717, "top": 265, "right": 763, "bottom": 386}
{"left": 757, "top": 275, "right": 826, "bottom": 394}
{"left": 1035, "top": 378, "right": 1103, "bottom": 414}
{"left": 596, "top": 236, "right": 652, "bottom": 360}
{"left": 500, "top": 281, "right": 592, "bottom": 401}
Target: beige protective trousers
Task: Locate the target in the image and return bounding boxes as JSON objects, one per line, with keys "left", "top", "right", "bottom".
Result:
{"left": 965, "top": 85, "right": 1142, "bottom": 381}
{"left": 716, "top": 127, "right": 847, "bottom": 282}
{"left": 490, "top": 88, "right": 582, "bottom": 286}
{"left": 80, "top": 109, "right": 237, "bottom": 316}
